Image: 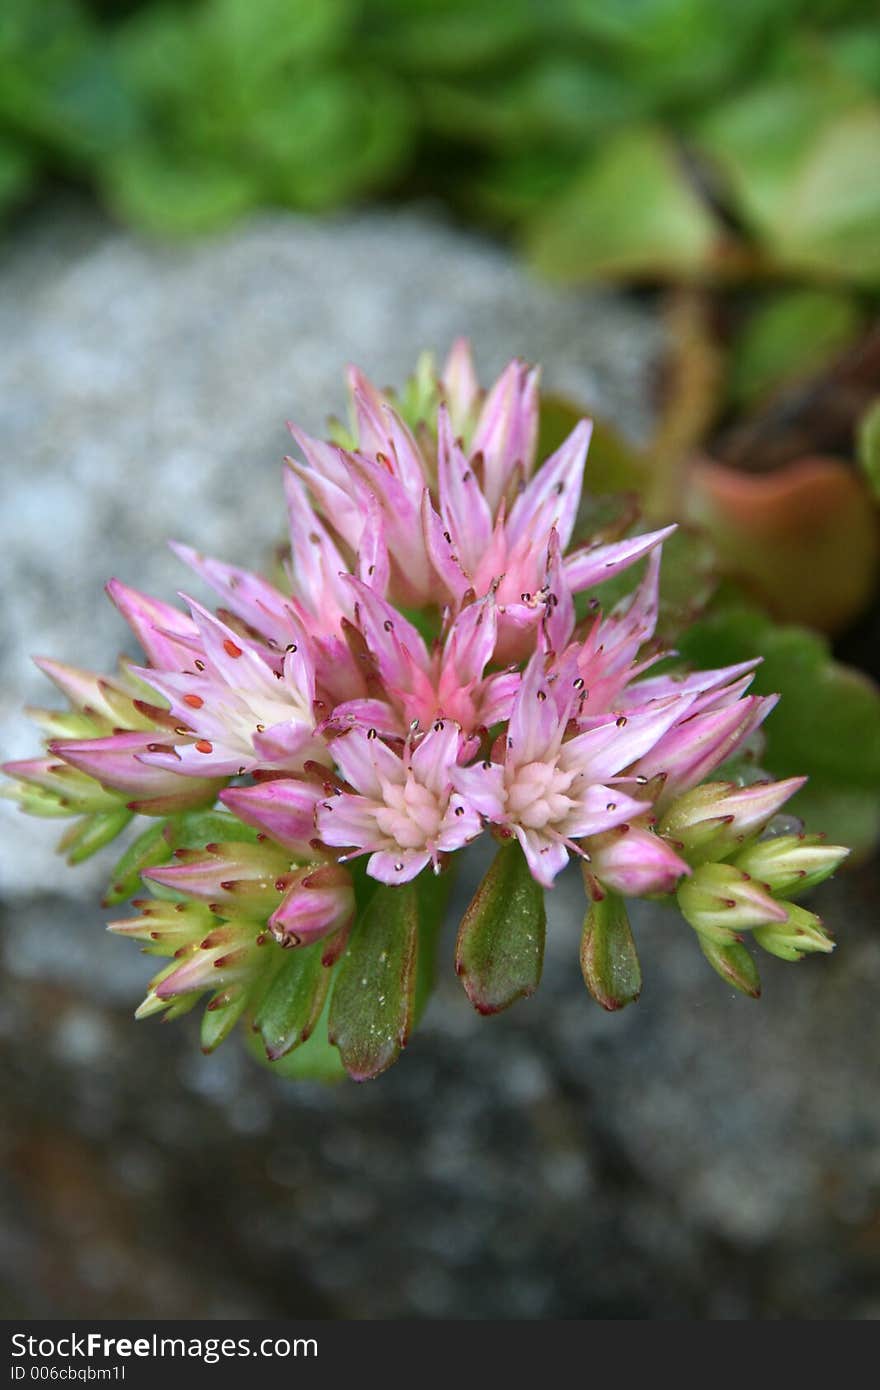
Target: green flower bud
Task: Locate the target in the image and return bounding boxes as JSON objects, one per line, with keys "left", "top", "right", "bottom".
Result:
{"left": 734, "top": 834, "right": 849, "bottom": 898}
{"left": 753, "top": 904, "right": 835, "bottom": 962}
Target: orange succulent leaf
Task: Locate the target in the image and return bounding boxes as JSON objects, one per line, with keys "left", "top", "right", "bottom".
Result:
{"left": 685, "top": 455, "right": 878, "bottom": 634}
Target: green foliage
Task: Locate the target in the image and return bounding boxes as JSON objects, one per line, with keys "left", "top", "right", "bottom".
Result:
{"left": 580, "top": 890, "right": 642, "bottom": 1011}
{"left": 3, "top": 0, "right": 880, "bottom": 285}
{"left": 455, "top": 839, "right": 546, "bottom": 1015}
{"left": 728, "top": 289, "right": 864, "bottom": 407}
{"left": 328, "top": 879, "right": 420, "bottom": 1080}
{"left": 858, "top": 398, "right": 880, "bottom": 499}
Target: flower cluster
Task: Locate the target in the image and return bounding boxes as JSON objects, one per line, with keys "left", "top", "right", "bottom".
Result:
{"left": 3, "top": 344, "right": 848, "bottom": 1079}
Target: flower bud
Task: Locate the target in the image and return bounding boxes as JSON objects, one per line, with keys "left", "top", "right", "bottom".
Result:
{"left": 268, "top": 864, "right": 355, "bottom": 948}
{"left": 734, "top": 834, "right": 849, "bottom": 898}
{"left": 586, "top": 824, "right": 690, "bottom": 898}
{"left": 677, "top": 861, "right": 788, "bottom": 942}
{"left": 144, "top": 838, "right": 292, "bottom": 918}
{"left": 753, "top": 903, "right": 835, "bottom": 961}
{"left": 659, "top": 777, "right": 805, "bottom": 865}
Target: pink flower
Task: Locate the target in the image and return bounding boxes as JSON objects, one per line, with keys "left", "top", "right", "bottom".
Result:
{"left": 329, "top": 582, "right": 517, "bottom": 738}
{"left": 288, "top": 349, "right": 674, "bottom": 653}
{"left": 316, "top": 721, "right": 482, "bottom": 883}
{"left": 132, "top": 599, "right": 328, "bottom": 778}
{"left": 423, "top": 408, "right": 673, "bottom": 659}
{"left": 452, "top": 652, "right": 687, "bottom": 887}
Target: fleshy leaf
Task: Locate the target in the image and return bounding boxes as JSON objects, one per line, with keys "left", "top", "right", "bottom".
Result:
{"left": 579, "top": 889, "right": 641, "bottom": 1012}
{"left": 254, "top": 941, "right": 332, "bottom": 1061}
{"left": 328, "top": 881, "right": 420, "bottom": 1080}
{"left": 685, "top": 457, "right": 878, "bottom": 633}
{"left": 200, "top": 989, "right": 250, "bottom": 1054}
{"left": 729, "top": 289, "right": 863, "bottom": 407}
{"left": 455, "top": 839, "right": 546, "bottom": 1015}
{"left": 527, "top": 127, "right": 727, "bottom": 282}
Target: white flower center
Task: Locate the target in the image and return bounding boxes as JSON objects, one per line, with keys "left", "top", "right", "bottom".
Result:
{"left": 374, "top": 775, "right": 445, "bottom": 850}
{"left": 506, "top": 759, "right": 577, "bottom": 831}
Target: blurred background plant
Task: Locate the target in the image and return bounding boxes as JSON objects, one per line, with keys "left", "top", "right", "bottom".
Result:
{"left": 3, "top": 0, "right": 879, "bottom": 856}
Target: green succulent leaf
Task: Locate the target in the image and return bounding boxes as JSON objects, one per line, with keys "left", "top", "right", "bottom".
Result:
{"left": 580, "top": 889, "right": 642, "bottom": 1011}
{"left": 527, "top": 127, "right": 725, "bottom": 282}
{"left": 251, "top": 985, "right": 347, "bottom": 1082}
{"left": 254, "top": 940, "right": 332, "bottom": 1061}
{"left": 201, "top": 988, "right": 250, "bottom": 1053}
{"left": 729, "top": 289, "right": 863, "bottom": 407}
{"left": 328, "top": 880, "right": 420, "bottom": 1080}
{"left": 455, "top": 839, "right": 546, "bottom": 1015}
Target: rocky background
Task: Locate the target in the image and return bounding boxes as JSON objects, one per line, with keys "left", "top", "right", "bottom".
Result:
{"left": 1, "top": 199, "right": 878, "bottom": 1319}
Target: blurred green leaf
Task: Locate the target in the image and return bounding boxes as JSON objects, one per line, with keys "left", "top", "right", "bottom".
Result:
{"left": 698, "top": 70, "right": 880, "bottom": 283}
{"left": 102, "top": 144, "right": 258, "bottom": 235}
{"left": 527, "top": 128, "right": 725, "bottom": 281}
{"left": 857, "top": 397, "right": 880, "bottom": 499}
{"left": 729, "top": 289, "right": 863, "bottom": 406}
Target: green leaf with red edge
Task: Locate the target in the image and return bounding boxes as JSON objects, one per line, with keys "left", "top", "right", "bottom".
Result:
{"left": 698, "top": 937, "right": 762, "bottom": 998}
{"left": 455, "top": 839, "right": 546, "bottom": 1015}
{"left": 580, "top": 890, "right": 642, "bottom": 1011}
{"left": 201, "top": 988, "right": 250, "bottom": 1053}
{"left": 328, "top": 881, "right": 420, "bottom": 1080}
{"left": 247, "top": 986, "right": 346, "bottom": 1083}
{"left": 253, "top": 940, "right": 332, "bottom": 1061}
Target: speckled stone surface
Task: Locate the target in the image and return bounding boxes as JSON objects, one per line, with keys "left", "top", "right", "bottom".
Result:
{"left": 1, "top": 201, "right": 878, "bottom": 1321}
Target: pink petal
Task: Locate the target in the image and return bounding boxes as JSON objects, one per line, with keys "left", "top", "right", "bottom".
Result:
{"left": 329, "top": 729, "right": 404, "bottom": 799}
{"left": 169, "top": 543, "right": 292, "bottom": 649}
{"left": 564, "top": 525, "right": 677, "bottom": 593}
{"left": 514, "top": 827, "right": 569, "bottom": 888}
{"left": 409, "top": 721, "right": 461, "bottom": 795}
{"left": 507, "top": 650, "right": 565, "bottom": 764}
{"left": 451, "top": 759, "right": 507, "bottom": 821}
{"left": 367, "top": 848, "right": 432, "bottom": 884}
{"left": 508, "top": 418, "right": 591, "bottom": 551}
{"left": 105, "top": 581, "right": 198, "bottom": 670}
